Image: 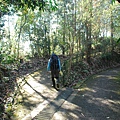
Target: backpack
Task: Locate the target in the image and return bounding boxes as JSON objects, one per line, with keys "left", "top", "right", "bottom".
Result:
{"left": 50, "top": 54, "right": 59, "bottom": 70}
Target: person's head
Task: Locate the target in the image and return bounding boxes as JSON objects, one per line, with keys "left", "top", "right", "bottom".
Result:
{"left": 51, "top": 52, "right": 56, "bottom": 56}
{"left": 51, "top": 52, "right": 57, "bottom": 59}
{"left": 52, "top": 53, "right": 55, "bottom": 55}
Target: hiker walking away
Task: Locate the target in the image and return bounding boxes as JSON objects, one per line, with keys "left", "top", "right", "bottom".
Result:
{"left": 47, "top": 53, "right": 61, "bottom": 89}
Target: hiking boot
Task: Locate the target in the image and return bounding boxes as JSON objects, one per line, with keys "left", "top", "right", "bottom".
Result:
{"left": 52, "top": 84, "right": 55, "bottom": 88}
{"left": 57, "top": 83, "right": 59, "bottom": 88}
{"left": 52, "top": 78, "right": 55, "bottom": 88}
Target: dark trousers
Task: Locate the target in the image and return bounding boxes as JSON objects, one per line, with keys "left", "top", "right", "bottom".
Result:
{"left": 51, "top": 70, "right": 60, "bottom": 87}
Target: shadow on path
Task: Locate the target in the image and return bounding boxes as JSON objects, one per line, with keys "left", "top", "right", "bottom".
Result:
{"left": 16, "top": 68, "right": 73, "bottom": 120}
{"left": 16, "top": 67, "right": 120, "bottom": 120}
{"left": 51, "top": 67, "right": 120, "bottom": 120}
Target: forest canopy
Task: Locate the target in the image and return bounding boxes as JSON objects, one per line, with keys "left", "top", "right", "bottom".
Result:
{"left": 0, "top": 0, "right": 57, "bottom": 17}
{"left": 0, "top": 0, "right": 120, "bottom": 63}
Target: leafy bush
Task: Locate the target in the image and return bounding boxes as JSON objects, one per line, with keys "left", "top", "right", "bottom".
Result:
{"left": 2, "top": 55, "right": 16, "bottom": 64}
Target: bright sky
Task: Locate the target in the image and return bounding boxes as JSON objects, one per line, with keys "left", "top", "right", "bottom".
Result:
{"left": 4, "top": 14, "right": 18, "bottom": 31}
{"left": 3, "top": 14, "right": 32, "bottom": 54}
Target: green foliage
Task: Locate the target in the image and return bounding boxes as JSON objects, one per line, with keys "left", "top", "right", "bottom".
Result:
{"left": 0, "top": 0, "right": 120, "bottom": 62}
{"left": 112, "top": 0, "right": 120, "bottom": 4}
{"left": 0, "top": 0, "right": 58, "bottom": 17}
{"left": 0, "top": 41, "right": 17, "bottom": 64}
{"left": 0, "top": 52, "right": 3, "bottom": 63}
{"left": 2, "top": 55, "right": 15, "bottom": 64}
{"left": 112, "top": 0, "right": 116, "bottom": 4}
{"left": 117, "top": 38, "right": 120, "bottom": 43}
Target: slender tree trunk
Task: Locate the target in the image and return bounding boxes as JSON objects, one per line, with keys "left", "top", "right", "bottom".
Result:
{"left": 111, "top": 11, "right": 114, "bottom": 52}
{"left": 17, "top": 15, "right": 26, "bottom": 60}
{"left": 86, "top": 0, "right": 92, "bottom": 64}
{"left": 86, "top": 20, "right": 90, "bottom": 63}
{"left": 87, "top": 22, "right": 92, "bottom": 64}
{"left": 71, "top": 0, "right": 76, "bottom": 54}
{"left": 62, "top": 1, "right": 66, "bottom": 55}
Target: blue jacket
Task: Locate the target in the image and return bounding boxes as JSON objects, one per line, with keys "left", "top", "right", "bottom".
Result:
{"left": 47, "top": 58, "right": 61, "bottom": 71}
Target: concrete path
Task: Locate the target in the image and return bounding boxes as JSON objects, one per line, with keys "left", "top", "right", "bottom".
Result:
{"left": 16, "top": 68, "right": 73, "bottom": 120}
{"left": 18, "top": 67, "right": 120, "bottom": 120}
{"left": 52, "top": 67, "right": 120, "bottom": 120}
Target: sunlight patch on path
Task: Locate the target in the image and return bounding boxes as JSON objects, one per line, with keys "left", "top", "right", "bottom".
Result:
{"left": 16, "top": 68, "right": 59, "bottom": 120}
{"left": 22, "top": 90, "right": 60, "bottom": 120}
{"left": 51, "top": 90, "right": 79, "bottom": 120}
{"left": 23, "top": 75, "right": 48, "bottom": 94}
{"left": 22, "top": 100, "right": 49, "bottom": 120}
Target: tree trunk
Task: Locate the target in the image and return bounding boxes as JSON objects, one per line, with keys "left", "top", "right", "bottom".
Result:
{"left": 17, "top": 14, "right": 26, "bottom": 60}
{"left": 62, "top": 1, "right": 66, "bottom": 55}
{"left": 111, "top": 11, "right": 114, "bottom": 52}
